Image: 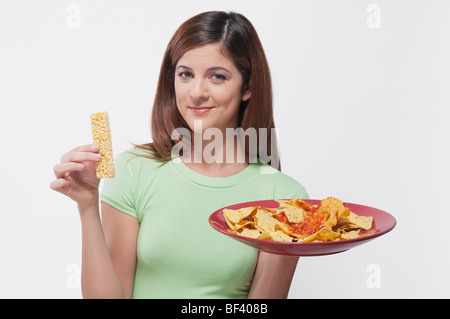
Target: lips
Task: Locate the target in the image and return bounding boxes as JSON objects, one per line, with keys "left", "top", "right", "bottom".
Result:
{"left": 188, "top": 106, "right": 215, "bottom": 114}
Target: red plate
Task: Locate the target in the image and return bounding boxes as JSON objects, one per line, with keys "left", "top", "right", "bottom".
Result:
{"left": 209, "top": 199, "right": 396, "bottom": 256}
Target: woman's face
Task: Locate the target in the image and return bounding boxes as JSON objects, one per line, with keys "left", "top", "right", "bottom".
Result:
{"left": 174, "top": 43, "right": 251, "bottom": 134}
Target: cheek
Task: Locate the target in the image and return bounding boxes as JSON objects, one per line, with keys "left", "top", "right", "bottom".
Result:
{"left": 174, "top": 83, "right": 191, "bottom": 116}
{"left": 174, "top": 81, "right": 183, "bottom": 104}
{"left": 210, "top": 84, "right": 242, "bottom": 109}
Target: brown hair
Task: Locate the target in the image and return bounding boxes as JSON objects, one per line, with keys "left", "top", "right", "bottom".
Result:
{"left": 136, "top": 11, "right": 279, "bottom": 168}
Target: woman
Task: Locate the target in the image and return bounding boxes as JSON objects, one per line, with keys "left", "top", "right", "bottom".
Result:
{"left": 51, "top": 11, "right": 308, "bottom": 299}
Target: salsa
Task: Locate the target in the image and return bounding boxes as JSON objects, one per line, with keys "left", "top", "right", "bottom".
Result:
{"left": 277, "top": 209, "right": 325, "bottom": 237}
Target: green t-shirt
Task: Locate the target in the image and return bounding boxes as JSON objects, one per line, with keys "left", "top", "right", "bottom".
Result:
{"left": 101, "top": 148, "right": 308, "bottom": 299}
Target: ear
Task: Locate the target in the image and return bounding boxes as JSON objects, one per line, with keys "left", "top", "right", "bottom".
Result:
{"left": 242, "top": 86, "right": 251, "bottom": 102}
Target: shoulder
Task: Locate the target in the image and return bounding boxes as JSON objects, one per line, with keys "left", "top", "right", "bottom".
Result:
{"left": 108, "top": 147, "right": 167, "bottom": 188}
{"left": 114, "top": 147, "right": 166, "bottom": 172}
{"left": 101, "top": 147, "right": 167, "bottom": 221}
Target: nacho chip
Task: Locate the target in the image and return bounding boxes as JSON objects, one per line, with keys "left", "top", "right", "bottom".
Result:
{"left": 230, "top": 219, "right": 255, "bottom": 231}
{"left": 333, "top": 218, "right": 360, "bottom": 233}
{"left": 315, "top": 206, "right": 337, "bottom": 229}
{"left": 340, "top": 230, "right": 361, "bottom": 240}
{"left": 254, "top": 209, "right": 285, "bottom": 233}
{"left": 259, "top": 232, "right": 272, "bottom": 241}
{"left": 224, "top": 216, "right": 236, "bottom": 232}
{"left": 302, "top": 227, "right": 341, "bottom": 243}
{"left": 320, "top": 197, "right": 351, "bottom": 218}
{"left": 347, "top": 211, "right": 373, "bottom": 230}
{"left": 275, "top": 204, "right": 305, "bottom": 224}
{"left": 223, "top": 207, "right": 257, "bottom": 224}
{"left": 222, "top": 197, "right": 376, "bottom": 243}
{"left": 239, "top": 228, "right": 261, "bottom": 239}
{"left": 267, "top": 230, "right": 294, "bottom": 242}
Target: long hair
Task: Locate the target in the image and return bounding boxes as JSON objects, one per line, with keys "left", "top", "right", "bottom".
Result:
{"left": 136, "top": 11, "right": 279, "bottom": 169}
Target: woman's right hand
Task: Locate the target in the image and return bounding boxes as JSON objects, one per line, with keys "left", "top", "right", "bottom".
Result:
{"left": 50, "top": 144, "right": 102, "bottom": 208}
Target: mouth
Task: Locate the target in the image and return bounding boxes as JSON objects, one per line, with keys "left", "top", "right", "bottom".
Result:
{"left": 188, "top": 106, "right": 216, "bottom": 114}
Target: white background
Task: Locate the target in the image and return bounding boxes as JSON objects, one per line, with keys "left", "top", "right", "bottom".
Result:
{"left": 1, "top": 0, "right": 449, "bottom": 298}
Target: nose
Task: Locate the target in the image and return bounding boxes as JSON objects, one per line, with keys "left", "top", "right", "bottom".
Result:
{"left": 189, "top": 78, "right": 209, "bottom": 101}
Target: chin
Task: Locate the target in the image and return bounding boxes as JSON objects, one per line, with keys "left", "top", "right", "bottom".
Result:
{"left": 183, "top": 117, "right": 217, "bottom": 132}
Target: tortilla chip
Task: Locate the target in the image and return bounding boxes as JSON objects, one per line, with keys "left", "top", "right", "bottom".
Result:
{"left": 259, "top": 232, "right": 272, "bottom": 241}
{"left": 224, "top": 216, "right": 237, "bottom": 232}
{"left": 302, "top": 227, "right": 341, "bottom": 242}
{"left": 320, "top": 197, "right": 351, "bottom": 218}
{"left": 292, "top": 198, "right": 316, "bottom": 212}
{"left": 267, "top": 230, "right": 294, "bottom": 242}
{"left": 275, "top": 205, "right": 305, "bottom": 224}
{"left": 223, "top": 207, "right": 257, "bottom": 224}
{"left": 239, "top": 228, "right": 261, "bottom": 239}
{"left": 316, "top": 206, "right": 338, "bottom": 229}
{"left": 254, "top": 209, "right": 285, "bottom": 233}
{"left": 333, "top": 218, "right": 360, "bottom": 233}
{"left": 347, "top": 211, "right": 373, "bottom": 230}
{"left": 274, "top": 224, "right": 303, "bottom": 240}
{"left": 340, "top": 230, "right": 361, "bottom": 240}
{"left": 222, "top": 197, "right": 376, "bottom": 243}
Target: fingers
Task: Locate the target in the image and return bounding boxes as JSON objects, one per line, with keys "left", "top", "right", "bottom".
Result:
{"left": 73, "top": 144, "right": 100, "bottom": 153}
{"left": 61, "top": 144, "right": 100, "bottom": 164}
{"left": 50, "top": 144, "right": 102, "bottom": 203}
{"left": 49, "top": 178, "right": 71, "bottom": 192}
{"left": 53, "top": 144, "right": 100, "bottom": 179}
{"left": 61, "top": 151, "right": 101, "bottom": 165}
{"left": 49, "top": 177, "right": 74, "bottom": 200}
{"left": 53, "top": 162, "right": 85, "bottom": 179}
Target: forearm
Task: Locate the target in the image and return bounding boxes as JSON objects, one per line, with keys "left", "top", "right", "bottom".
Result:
{"left": 78, "top": 200, "right": 125, "bottom": 299}
{"left": 248, "top": 253, "right": 299, "bottom": 299}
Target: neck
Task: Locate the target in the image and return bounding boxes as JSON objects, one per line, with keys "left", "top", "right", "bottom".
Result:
{"left": 182, "top": 130, "right": 249, "bottom": 177}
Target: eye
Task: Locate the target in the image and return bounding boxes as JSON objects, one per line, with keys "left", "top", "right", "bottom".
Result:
{"left": 178, "top": 71, "right": 193, "bottom": 79}
{"left": 211, "top": 73, "right": 227, "bottom": 81}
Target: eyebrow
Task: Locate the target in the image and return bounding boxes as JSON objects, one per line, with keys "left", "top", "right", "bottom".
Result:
{"left": 176, "top": 65, "right": 231, "bottom": 73}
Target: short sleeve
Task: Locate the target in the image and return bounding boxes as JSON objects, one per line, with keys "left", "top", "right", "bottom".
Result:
{"left": 100, "top": 152, "right": 138, "bottom": 219}
{"left": 291, "top": 183, "right": 309, "bottom": 200}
